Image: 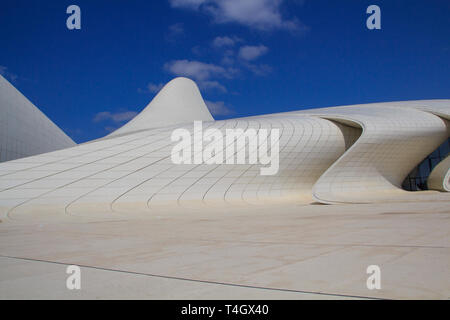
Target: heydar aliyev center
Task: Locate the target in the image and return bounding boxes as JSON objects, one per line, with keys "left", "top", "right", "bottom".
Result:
{"left": 0, "top": 74, "right": 449, "bottom": 299}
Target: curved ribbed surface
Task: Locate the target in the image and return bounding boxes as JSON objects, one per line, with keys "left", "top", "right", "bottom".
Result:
{"left": 382, "top": 100, "right": 450, "bottom": 120}
{"left": 108, "top": 77, "right": 214, "bottom": 137}
{"left": 0, "top": 116, "right": 360, "bottom": 220}
{"left": 428, "top": 155, "right": 450, "bottom": 192}
{"left": 295, "top": 103, "right": 449, "bottom": 203}
{"left": 0, "top": 76, "right": 448, "bottom": 220}
{"left": 0, "top": 75, "right": 75, "bottom": 162}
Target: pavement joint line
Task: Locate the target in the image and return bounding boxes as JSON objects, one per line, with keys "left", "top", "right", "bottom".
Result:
{"left": 0, "top": 254, "right": 383, "bottom": 300}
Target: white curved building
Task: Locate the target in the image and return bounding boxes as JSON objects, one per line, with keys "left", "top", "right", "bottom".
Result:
{"left": 0, "top": 77, "right": 449, "bottom": 300}
{"left": 0, "top": 77, "right": 448, "bottom": 220}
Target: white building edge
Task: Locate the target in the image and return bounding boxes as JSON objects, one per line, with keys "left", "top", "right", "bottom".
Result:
{"left": 0, "top": 75, "right": 75, "bottom": 162}
{"left": 0, "top": 76, "right": 448, "bottom": 220}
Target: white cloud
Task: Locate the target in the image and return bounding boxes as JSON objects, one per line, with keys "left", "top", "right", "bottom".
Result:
{"left": 221, "top": 49, "right": 235, "bottom": 65}
{"left": 169, "top": 0, "right": 302, "bottom": 31}
{"left": 147, "top": 82, "right": 165, "bottom": 93}
{"left": 170, "top": 0, "right": 206, "bottom": 9}
{"left": 245, "top": 63, "right": 272, "bottom": 76}
{"left": 169, "top": 23, "right": 184, "bottom": 35}
{"left": 191, "top": 45, "right": 203, "bottom": 56}
{"left": 200, "top": 80, "right": 227, "bottom": 92}
{"left": 205, "top": 100, "right": 234, "bottom": 116}
{"left": 164, "top": 59, "right": 226, "bottom": 81}
{"left": 238, "top": 45, "right": 268, "bottom": 61}
{"left": 0, "top": 66, "right": 18, "bottom": 82}
{"left": 212, "top": 35, "right": 241, "bottom": 47}
{"left": 93, "top": 111, "right": 138, "bottom": 123}
{"left": 137, "top": 82, "right": 166, "bottom": 94}
{"left": 164, "top": 59, "right": 237, "bottom": 92}
{"left": 166, "top": 23, "right": 185, "bottom": 42}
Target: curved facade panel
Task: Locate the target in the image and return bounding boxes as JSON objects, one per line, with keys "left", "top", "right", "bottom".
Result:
{"left": 428, "top": 155, "right": 450, "bottom": 192}
{"left": 294, "top": 104, "right": 449, "bottom": 203}
{"left": 0, "top": 116, "right": 359, "bottom": 219}
{"left": 0, "top": 75, "right": 75, "bottom": 163}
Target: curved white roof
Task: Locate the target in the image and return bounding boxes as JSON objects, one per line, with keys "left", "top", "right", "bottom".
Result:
{"left": 0, "top": 78, "right": 448, "bottom": 221}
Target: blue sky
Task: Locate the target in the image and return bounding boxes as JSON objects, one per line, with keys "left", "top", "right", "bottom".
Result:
{"left": 0, "top": 0, "right": 449, "bottom": 143}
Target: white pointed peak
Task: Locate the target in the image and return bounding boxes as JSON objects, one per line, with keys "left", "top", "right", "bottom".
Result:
{"left": 0, "top": 74, "right": 75, "bottom": 162}
{"left": 109, "top": 77, "right": 214, "bottom": 137}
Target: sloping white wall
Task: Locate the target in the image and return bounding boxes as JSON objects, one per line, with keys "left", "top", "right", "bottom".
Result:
{"left": 0, "top": 75, "right": 75, "bottom": 162}
{"left": 108, "top": 77, "right": 214, "bottom": 137}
